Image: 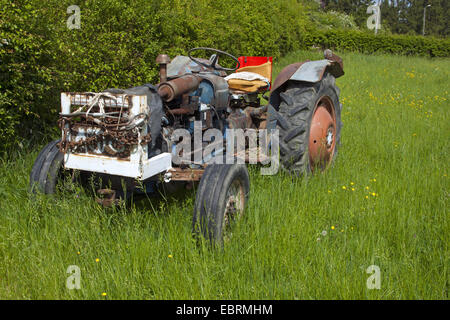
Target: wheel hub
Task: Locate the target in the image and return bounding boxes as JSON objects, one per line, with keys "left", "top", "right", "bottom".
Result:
{"left": 224, "top": 180, "right": 244, "bottom": 230}
{"left": 309, "top": 97, "right": 336, "bottom": 170}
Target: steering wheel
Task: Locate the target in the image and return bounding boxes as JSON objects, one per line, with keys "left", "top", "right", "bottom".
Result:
{"left": 188, "top": 47, "right": 240, "bottom": 72}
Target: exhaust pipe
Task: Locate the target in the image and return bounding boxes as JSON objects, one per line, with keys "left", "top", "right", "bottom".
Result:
{"left": 157, "top": 74, "right": 201, "bottom": 102}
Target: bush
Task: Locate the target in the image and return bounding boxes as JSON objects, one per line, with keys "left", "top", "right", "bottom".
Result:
{"left": 302, "top": 30, "right": 450, "bottom": 58}
{"left": 0, "top": 1, "right": 61, "bottom": 149}
{"left": 308, "top": 10, "right": 360, "bottom": 31}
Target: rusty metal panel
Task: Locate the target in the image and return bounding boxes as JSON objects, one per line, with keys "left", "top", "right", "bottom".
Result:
{"left": 270, "top": 62, "right": 304, "bottom": 94}
{"left": 290, "top": 60, "right": 331, "bottom": 83}
{"left": 166, "top": 167, "right": 204, "bottom": 181}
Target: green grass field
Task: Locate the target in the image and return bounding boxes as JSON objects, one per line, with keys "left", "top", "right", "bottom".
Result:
{"left": 0, "top": 51, "right": 448, "bottom": 299}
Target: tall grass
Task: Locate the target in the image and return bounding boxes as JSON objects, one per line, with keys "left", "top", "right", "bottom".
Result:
{"left": 0, "top": 51, "right": 448, "bottom": 299}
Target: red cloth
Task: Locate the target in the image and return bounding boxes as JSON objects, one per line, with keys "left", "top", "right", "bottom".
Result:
{"left": 238, "top": 56, "right": 273, "bottom": 68}
{"left": 237, "top": 57, "right": 273, "bottom": 87}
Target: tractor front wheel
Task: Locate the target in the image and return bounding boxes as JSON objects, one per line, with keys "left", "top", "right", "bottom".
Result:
{"left": 192, "top": 164, "right": 250, "bottom": 246}
{"left": 29, "top": 140, "right": 71, "bottom": 194}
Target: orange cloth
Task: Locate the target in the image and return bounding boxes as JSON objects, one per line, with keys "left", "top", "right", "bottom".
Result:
{"left": 236, "top": 62, "right": 272, "bottom": 83}
{"left": 227, "top": 79, "right": 268, "bottom": 92}
{"left": 227, "top": 61, "right": 272, "bottom": 92}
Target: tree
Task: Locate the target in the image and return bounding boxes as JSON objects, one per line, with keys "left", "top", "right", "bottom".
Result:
{"left": 323, "top": 0, "right": 448, "bottom": 37}
{"left": 323, "top": 1, "right": 377, "bottom": 28}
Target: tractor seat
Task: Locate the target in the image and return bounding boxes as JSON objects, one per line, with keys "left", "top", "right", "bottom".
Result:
{"left": 226, "top": 58, "right": 272, "bottom": 93}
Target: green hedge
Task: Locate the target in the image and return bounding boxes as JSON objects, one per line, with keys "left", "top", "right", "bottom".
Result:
{"left": 302, "top": 30, "right": 450, "bottom": 58}
{"left": 0, "top": 0, "right": 448, "bottom": 152}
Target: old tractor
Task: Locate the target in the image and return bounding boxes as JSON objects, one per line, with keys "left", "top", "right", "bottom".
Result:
{"left": 29, "top": 48, "right": 344, "bottom": 244}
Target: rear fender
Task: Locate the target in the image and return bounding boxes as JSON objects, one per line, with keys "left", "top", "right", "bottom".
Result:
{"left": 270, "top": 56, "right": 344, "bottom": 110}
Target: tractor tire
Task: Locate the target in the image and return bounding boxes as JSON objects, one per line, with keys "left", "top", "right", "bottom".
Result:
{"left": 29, "top": 140, "right": 60, "bottom": 193}
{"left": 270, "top": 72, "right": 342, "bottom": 174}
{"left": 29, "top": 140, "right": 67, "bottom": 194}
{"left": 192, "top": 164, "right": 250, "bottom": 246}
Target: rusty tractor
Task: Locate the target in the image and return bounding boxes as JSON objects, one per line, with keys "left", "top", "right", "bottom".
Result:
{"left": 29, "top": 48, "right": 344, "bottom": 245}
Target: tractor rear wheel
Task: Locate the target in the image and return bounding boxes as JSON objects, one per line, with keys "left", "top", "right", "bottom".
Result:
{"left": 192, "top": 164, "right": 250, "bottom": 246}
{"left": 271, "top": 73, "right": 342, "bottom": 174}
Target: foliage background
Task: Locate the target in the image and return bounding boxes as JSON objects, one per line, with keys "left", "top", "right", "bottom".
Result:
{"left": 322, "top": 0, "right": 448, "bottom": 37}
